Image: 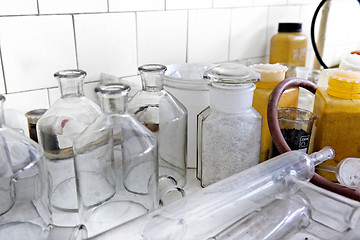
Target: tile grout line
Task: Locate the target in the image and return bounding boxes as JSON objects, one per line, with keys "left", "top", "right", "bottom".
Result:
{"left": 36, "top": 0, "right": 40, "bottom": 15}
{"left": 135, "top": 12, "right": 139, "bottom": 67}
{"left": 71, "top": 15, "right": 79, "bottom": 69}
{"left": 185, "top": 10, "right": 189, "bottom": 63}
{"left": 0, "top": 46, "right": 8, "bottom": 94}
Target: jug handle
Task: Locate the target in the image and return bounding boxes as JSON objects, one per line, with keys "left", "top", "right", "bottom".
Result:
{"left": 267, "top": 77, "right": 360, "bottom": 202}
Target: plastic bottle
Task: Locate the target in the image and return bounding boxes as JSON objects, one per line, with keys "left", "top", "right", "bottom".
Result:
{"left": 270, "top": 23, "right": 307, "bottom": 66}
{"left": 313, "top": 70, "right": 360, "bottom": 182}
{"left": 250, "top": 63, "right": 299, "bottom": 162}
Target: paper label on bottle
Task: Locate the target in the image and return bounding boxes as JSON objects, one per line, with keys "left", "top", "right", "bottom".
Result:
{"left": 292, "top": 48, "right": 306, "bottom": 63}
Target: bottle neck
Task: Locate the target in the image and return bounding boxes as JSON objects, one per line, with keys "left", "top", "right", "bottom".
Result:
{"left": 54, "top": 69, "right": 86, "bottom": 98}
{"left": 99, "top": 93, "right": 128, "bottom": 114}
{"left": 58, "top": 78, "right": 84, "bottom": 98}
{"left": 139, "top": 64, "right": 167, "bottom": 92}
{"left": 141, "top": 72, "right": 164, "bottom": 91}
{"left": 209, "top": 83, "right": 256, "bottom": 113}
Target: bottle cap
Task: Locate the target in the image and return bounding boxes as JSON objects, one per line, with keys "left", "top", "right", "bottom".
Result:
{"left": 278, "top": 23, "right": 302, "bottom": 33}
{"left": 250, "top": 63, "right": 287, "bottom": 83}
{"left": 327, "top": 70, "right": 360, "bottom": 99}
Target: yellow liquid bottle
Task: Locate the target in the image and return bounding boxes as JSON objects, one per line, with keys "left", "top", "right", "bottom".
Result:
{"left": 313, "top": 70, "right": 360, "bottom": 181}
{"left": 270, "top": 23, "right": 307, "bottom": 67}
{"left": 250, "top": 64, "right": 299, "bottom": 162}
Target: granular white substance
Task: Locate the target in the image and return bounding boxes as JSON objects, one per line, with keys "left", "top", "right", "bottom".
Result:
{"left": 200, "top": 108, "right": 262, "bottom": 187}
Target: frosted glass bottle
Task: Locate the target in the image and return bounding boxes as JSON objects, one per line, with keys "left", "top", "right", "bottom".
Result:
{"left": 36, "top": 70, "right": 101, "bottom": 226}
{"left": 197, "top": 63, "right": 262, "bottom": 187}
{"left": 73, "top": 83, "right": 158, "bottom": 237}
{"left": 0, "top": 95, "right": 51, "bottom": 240}
{"left": 127, "top": 64, "right": 187, "bottom": 188}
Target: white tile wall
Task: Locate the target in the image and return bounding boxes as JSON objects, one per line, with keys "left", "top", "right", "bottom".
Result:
{"left": 48, "top": 87, "right": 61, "bottom": 106}
{"left": 229, "top": 7, "right": 268, "bottom": 61}
{"left": 0, "top": 0, "right": 38, "bottom": 15}
{"left": 188, "top": 9, "right": 231, "bottom": 63}
{"left": 109, "top": 0, "right": 164, "bottom": 12}
{"left": 38, "top": 0, "right": 107, "bottom": 14}
{"left": 0, "top": 0, "right": 359, "bottom": 114}
{"left": 288, "top": 0, "right": 317, "bottom": 4}
{"left": 0, "top": 15, "right": 77, "bottom": 93}
{"left": 74, "top": 13, "right": 138, "bottom": 81}
{"left": 84, "top": 81, "right": 101, "bottom": 105}
{"left": 253, "top": 0, "right": 287, "bottom": 6}
{"left": 266, "top": 5, "right": 301, "bottom": 55}
{"left": 213, "top": 0, "right": 252, "bottom": 8}
{"left": 3, "top": 89, "right": 49, "bottom": 114}
{"left": 137, "top": 10, "right": 187, "bottom": 66}
{"left": 166, "top": 0, "right": 212, "bottom": 10}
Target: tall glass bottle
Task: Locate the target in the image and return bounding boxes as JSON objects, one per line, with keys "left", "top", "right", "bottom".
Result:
{"left": 73, "top": 83, "right": 158, "bottom": 237}
{"left": 36, "top": 70, "right": 101, "bottom": 226}
{"left": 127, "top": 64, "right": 187, "bottom": 188}
{"left": 197, "top": 63, "right": 262, "bottom": 187}
{"left": 0, "top": 95, "right": 51, "bottom": 240}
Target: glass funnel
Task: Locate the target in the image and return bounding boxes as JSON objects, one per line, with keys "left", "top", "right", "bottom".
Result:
{"left": 127, "top": 64, "right": 187, "bottom": 188}
{"left": 73, "top": 83, "right": 158, "bottom": 237}
{"left": 36, "top": 69, "right": 101, "bottom": 226}
{"left": 316, "top": 158, "right": 360, "bottom": 190}
{"left": 0, "top": 95, "right": 51, "bottom": 240}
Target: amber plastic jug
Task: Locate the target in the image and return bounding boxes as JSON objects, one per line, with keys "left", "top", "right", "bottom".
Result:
{"left": 250, "top": 63, "right": 299, "bottom": 162}
{"left": 313, "top": 70, "right": 360, "bottom": 182}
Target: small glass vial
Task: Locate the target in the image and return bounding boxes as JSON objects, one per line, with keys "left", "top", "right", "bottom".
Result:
{"left": 73, "top": 83, "right": 158, "bottom": 237}
{"left": 25, "top": 108, "right": 47, "bottom": 142}
{"left": 36, "top": 69, "right": 101, "bottom": 226}
{"left": 197, "top": 63, "right": 262, "bottom": 187}
{"left": 0, "top": 95, "right": 51, "bottom": 239}
{"left": 313, "top": 70, "right": 360, "bottom": 182}
{"left": 127, "top": 64, "right": 187, "bottom": 188}
{"left": 269, "top": 23, "right": 307, "bottom": 66}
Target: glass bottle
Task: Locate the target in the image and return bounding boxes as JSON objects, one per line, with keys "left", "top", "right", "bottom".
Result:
{"left": 197, "top": 63, "right": 262, "bottom": 187}
{"left": 250, "top": 63, "right": 299, "bottom": 162}
{"left": 313, "top": 69, "right": 360, "bottom": 182}
{"left": 269, "top": 23, "right": 307, "bottom": 66}
{"left": 73, "top": 83, "right": 158, "bottom": 237}
{"left": 0, "top": 95, "right": 51, "bottom": 240}
{"left": 127, "top": 64, "right": 187, "bottom": 188}
{"left": 36, "top": 69, "right": 101, "bottom": 226}
{"left": 164, "top": 63, "right": 211, "bottom": 169}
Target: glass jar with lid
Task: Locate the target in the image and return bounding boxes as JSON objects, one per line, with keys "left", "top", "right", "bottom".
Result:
{"left": 197, "top": 63, "right": 262, "bottom": 187}
{"left": 313, "top": 70, "right": 360, "bottom": 182}
{"left": 73, "top": 83, "right": 158, "bottom": 237}
{"left": 36, "top": 69, "right": 101, "bottom": 226}
{"left": 127, "top": 64, "right": 187, "bottom": 188}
